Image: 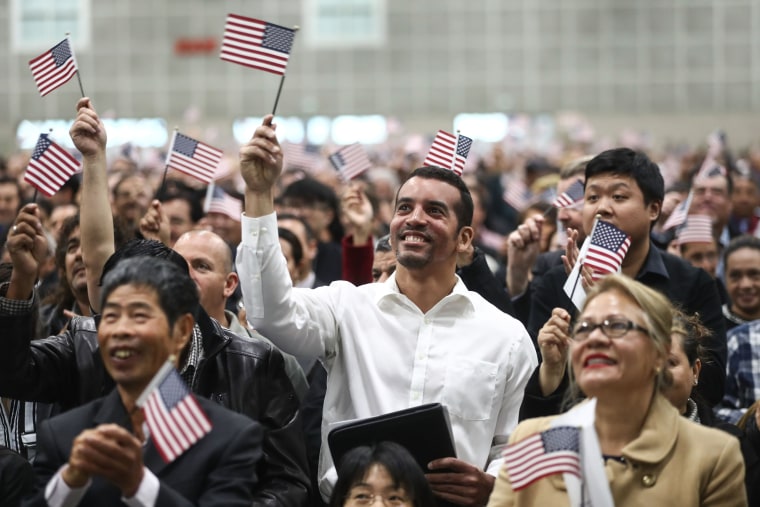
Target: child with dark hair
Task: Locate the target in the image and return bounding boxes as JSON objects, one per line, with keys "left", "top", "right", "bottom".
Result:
{"left": 330, "top": 442, "right": 437, "bottom": 507}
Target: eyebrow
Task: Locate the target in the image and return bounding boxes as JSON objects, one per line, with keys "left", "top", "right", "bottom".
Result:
{"left": 396, "top": 196, "right": 450, "bottom": 210}
{"left": 103, "top": 301, "right": 155, "bottom": 312}
{"left": 585, "top": 181, "right": 632, "bottom": 192}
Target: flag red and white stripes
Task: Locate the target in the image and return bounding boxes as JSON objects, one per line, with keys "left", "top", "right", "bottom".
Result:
{"left": 166, "top": 132, "right": 223, "bottom": 184}
{"left": 138, "top": 361, "right": 212, "bottom": 463}
{"left": 662, "top": 191, "right": 694, "bottom": 231}
{"left": 583, "top": 220, "right": 631, "bottom": 281}
{"left": 552, "top": 179, "right": 585, "bottom": 209}
{"left": 24, "top": 134, "right": 81, "bottom": 198}
{"left": 329, "top": 143, "right": 372, "bottom": 181}
{"left": 676, "top": 215, "right": 715, "bottom": 245}
{"left": 220, "top": 14, "right": 296, "bottom": 75}
{"left": 423, "top": 130, "right": 473, "bottom": 176}
{"left": 503, "top": 426, "right": 581, "bottom": 491}
{"left": 28, "top": 37, "right": 79, "bottom": 97}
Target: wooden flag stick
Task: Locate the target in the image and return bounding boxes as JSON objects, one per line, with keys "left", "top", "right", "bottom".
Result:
{"left": 158, "top": 128, "right": 178, "bottom": 198}
{"left": 271, "top": 74, "right": 286, "bottom": 116}
{"left": 65, "top": 33, "right": 86, "bottom": 97}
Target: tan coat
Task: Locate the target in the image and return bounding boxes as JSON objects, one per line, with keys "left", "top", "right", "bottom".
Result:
{"left": 487, "top": 394, "right": 747, "bottom": 507}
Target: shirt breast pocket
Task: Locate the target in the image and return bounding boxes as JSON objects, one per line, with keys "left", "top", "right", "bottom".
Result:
{"left": 442, "top": 359, "right": 499, "bottom": 421}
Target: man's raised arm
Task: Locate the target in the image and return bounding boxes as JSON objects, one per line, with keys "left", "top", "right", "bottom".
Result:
{"left": 70, "top": 97, "right": 112, "bottom": 312}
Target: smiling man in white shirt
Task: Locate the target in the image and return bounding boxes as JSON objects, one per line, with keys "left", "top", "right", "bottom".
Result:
{"left": 237, "top": 115, "right": 537, "bottom": 506}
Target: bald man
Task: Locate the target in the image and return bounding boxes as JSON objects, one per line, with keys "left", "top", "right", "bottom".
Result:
{"left": 173, "top": 230, "right": 308, "bottom": 400}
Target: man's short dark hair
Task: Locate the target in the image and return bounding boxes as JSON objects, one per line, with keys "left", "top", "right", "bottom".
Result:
{"left": 396, "top": 166, "right": 474, "bottom": 230}
{"left": 100, "top": 256, "right": 199, "bottom": 328}
{"left": 724, "top": 235, "right": 760, "bottom": 264}
{"left": 585, "top": 148, "right": 664, "bottom": 205}
{"left": 100, "top": 238, "right": 189, "bottom": 286}
{"left": 159, "top": 189, "right": 205, "bottom": 223}
{"left": 375, "top": 234, "right": 392, "bottom": 253}
{"left": 0, "top": 176, "right": 22, "bottom": 201}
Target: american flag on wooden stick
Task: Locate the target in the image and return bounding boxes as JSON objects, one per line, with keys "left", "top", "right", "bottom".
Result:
{"left": 503, "top": 426, "right": 581, "bottom": 491}
{"left": 166, "top": 132, "right": 223, "bottom": 184}
{"left": 136, "top": 360, "right": 212, "bottom": 463}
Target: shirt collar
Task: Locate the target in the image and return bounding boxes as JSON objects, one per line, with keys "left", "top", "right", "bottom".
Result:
{"left": 621, "top": 393, "right": 679, "bottom": 464}
{"left": 636, "top": 244, "right": 669, "bottom": 281}
{"left": 375, "top": 272, "right": 476, "bottom": 314}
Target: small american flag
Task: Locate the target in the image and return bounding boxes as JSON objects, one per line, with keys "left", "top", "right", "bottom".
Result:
{"left": 166, "top": 132, "right": 223, "bottom": 184}
{"left": 283, "top": 142, "right": 322, "bottom": 172}
{"left": 204, "top": 184, "right": 242, "bottom": 221}
{"left": 552, "top": 179, "right": 585, "bottom": 209}
{"left": 329, "top": 143, "right": 372, "bottom": 181}
{"left": 136, "top": 361, "right": 212, "bottom": 464}
{"left": 662, "top": 190, "right": 694, "bottom": 231}
{"left": 583, "top": 220, "right": 631, "bottom": 281}
{"left": 423, "top": 130, "right": 473, "bottom": 176}
{"left": 28, "top": 37, "right": 79, "bottom": 97}
{"left": 220, "top": 14, "right": 296, "bottom": 76}
{"left": 24, "top": 134, "right": 81, "bottom": 198}
{"left": 676, "top": 215, "right": 714, "bottom": 245}
{"left": 503, "top": 426, "right": 581, "bottom": 491}
{"left": 502, "top": 178, "right": 532, "bottom": 211}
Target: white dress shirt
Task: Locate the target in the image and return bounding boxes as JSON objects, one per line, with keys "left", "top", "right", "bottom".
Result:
{"left": 45, "top": 465, "right": 159, "bottom": 507}
{"left": 238, "top": 213, "right": 537, "bottom": 500}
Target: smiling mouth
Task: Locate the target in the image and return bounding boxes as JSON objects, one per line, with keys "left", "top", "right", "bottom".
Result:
{"left": 583, "top": 356, "right": 616, "bottom": 368}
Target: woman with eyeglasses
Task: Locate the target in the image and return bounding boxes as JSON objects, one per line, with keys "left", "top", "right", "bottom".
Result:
{"left": 488, "top": 274, "right": 746, "bottom": 506}
{"left": 329, "top": 441, "right": 436, "bottom": 507}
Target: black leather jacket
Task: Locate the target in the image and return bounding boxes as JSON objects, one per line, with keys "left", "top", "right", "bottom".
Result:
{"left": 0, "top": 307, "right": 310, "bottom": 506}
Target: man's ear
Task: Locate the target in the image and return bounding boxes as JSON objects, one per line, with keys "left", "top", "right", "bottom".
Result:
{"left": 648, "top": 200, "right": 662, "bottom": 224}
{"left": 456, "top": 226, "right": 475, "bottom": 253}
{"left": 224, "top": 272, "right": 239, "bottom": 299}
{"left": 171, "top": 313, "right": 195, "bottom": 356}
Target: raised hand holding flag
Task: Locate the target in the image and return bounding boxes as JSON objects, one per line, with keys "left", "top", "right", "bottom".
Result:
{"left": 563, "top": 217, "right": 631, "bottom": 310}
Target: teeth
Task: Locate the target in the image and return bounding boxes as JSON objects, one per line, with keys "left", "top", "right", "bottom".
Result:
{"left": 405, "top": 236, "right": 424, "bottom": 242}
{"left": 587, "top": 358, "right": 612, "bottom": 365}
{"left": 114, "top": 350, "right": 133, "bottom": 359}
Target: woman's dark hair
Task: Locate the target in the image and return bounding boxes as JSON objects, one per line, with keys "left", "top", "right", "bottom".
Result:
{"left": 329, "top": 442, "right": 437, "bottom": 507}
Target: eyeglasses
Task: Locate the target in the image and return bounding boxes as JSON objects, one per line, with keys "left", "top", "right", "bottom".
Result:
{"left": 346, "top": 492, "right": 410, "bottom": 506}
{"left": 572, "top": 317, "right": 649, "bottom": 341}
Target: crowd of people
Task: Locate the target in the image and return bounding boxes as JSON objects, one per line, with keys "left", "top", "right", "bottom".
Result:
{"left": 0, "top": 97, "right": 759, "bottom": 506}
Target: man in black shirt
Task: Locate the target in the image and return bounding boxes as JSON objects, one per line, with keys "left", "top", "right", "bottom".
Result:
{"left": 521, "top": 148, "right": 727, "bottom": 419}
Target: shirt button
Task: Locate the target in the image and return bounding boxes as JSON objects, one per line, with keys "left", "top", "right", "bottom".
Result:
{"left": 424, "top": 317, "right": 431, "bottom": 325}
{"left": 250, "top": 231, "right": 258, "bottom": 237}
{"left": 641, "top": 474, "right": 656, "bottom": 488}
{"left": 261, "top": 227, "right": 268, "bottom": 232}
